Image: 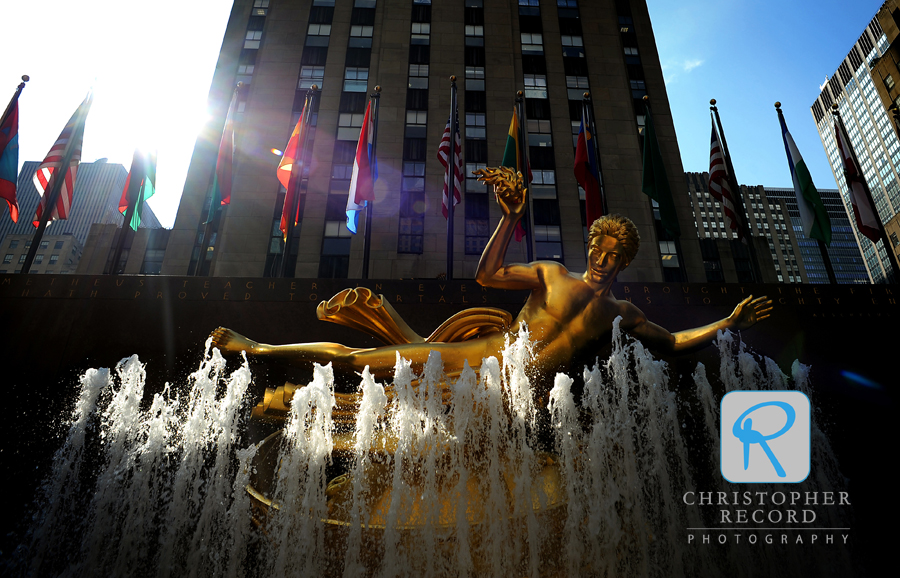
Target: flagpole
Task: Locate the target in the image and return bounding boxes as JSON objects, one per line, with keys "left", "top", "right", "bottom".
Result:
{"left": 583, "top": 92, "right": 607, "bottom": 216}
{"left": 281, "top": 85, "right": 317, "bottom": 278}
{"left": 710, "top": 98, "right": 763, "bottom": 284}
{"left": 515, "top": 90, "right": 534, "bottom": 262}
{"left": 644, "top": 95, "right": 687, "bottom": 282}
{"left": 22, "top": 93, "right": 91, "bottom": 274}
{"left": 446, "top": 76, "right": 458, "bottom": 281}
{"left": 109, "top": 151, "right": 144, "bottom": 274}
{"left": 0, "top": 75, "right": 27, "bottom": 131}
{"left": 362, "top": 86, "right": 380, "bottom": 280}
{"left": 774, "top": 102, "right": 836, "bottom": 285}
{"left": 833, "top": 104, "right": 900, "bottom": 283}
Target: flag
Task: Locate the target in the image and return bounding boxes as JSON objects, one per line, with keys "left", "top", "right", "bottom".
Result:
{"left": 437, "top": 104, "right": 462, "bottom": 219}
{"left": 118, "top": 150, "right": 157, "bottom": 231}
{"left": 206, "top": 86, "right": 240, "bottom": 223}
{"left": 0, "top": 91, "right": 20, "bottom": 222}
{"left": 278, "top": 97, "right": 309, "bottom": 240}
{"left": 346, "top": 99, "right": 377, "bottom": 233}
{"left": 708, "top": 116, "right": 744, "bottom": 242}
{"left": 777, "top": 110, "right": 831, "bottom": 245}
{"left": 574, "top": 109, "right": 603, "bottom": 227}
{"left": 641, "top": 102, "right": 680, "bottom": 237}
{"left": 33, "top": 92, "right": 92, "bottom": 226}
{"left": 834, "top": 116, "right": 880, "bottom": 243}
{"left": 501, "top": 108, "right": 530, "bottom": 241}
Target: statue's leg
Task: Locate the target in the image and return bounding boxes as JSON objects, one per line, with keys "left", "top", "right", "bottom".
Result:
{"left": 210, "top": 327, "right": 499, "bottom": 379}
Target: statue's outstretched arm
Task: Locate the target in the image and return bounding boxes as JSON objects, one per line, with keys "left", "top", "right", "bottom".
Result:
{"left": 473, "top": 167, "right": 540, "bottom": 290}
{"left": 622, "top": 295, "right": 773, "bottom": 353}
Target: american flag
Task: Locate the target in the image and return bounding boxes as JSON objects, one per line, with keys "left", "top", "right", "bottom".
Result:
{"left": 33, "top": 93, "right": 92, "bottom": 226}
{"left": 437, "top": 104, "right": 462, "bottom": 219}
{"left": 708, "top": 116, "right": 745, "bottom": 242}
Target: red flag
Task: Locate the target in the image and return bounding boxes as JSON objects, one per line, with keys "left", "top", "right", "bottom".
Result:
{"left": 33, "top": 93, "right": 92, "bottom": 226}
{"left": 834, "top": 117, "right": 880, "bottom": 243}
{"left": 278, "top": 98, "right": 308, "bottom": 240}
{"left": 574, "top": 112, "right": 603, "bottom": 226}
{"left": 437, "top": 106, "right": 462, "bottom": 219}
{"left": 215, "top": 88, "right": 239, "bottom": 207}
{"left": 0, "top": 93, "right": 20, "bottom": 222}
{"left": 708, "top": 116, "right": 745, "bottom": 242}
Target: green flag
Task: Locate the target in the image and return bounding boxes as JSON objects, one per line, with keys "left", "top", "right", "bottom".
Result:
{"left": 641, "top": 102, "right": 680, "bottom": 237}
{"left": 118, "top": 150, "right": 157, "bottom": 231}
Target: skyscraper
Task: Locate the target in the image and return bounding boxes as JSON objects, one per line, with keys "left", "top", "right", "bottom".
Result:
{"left": 160, "top": 0, "right": 704, "bottom": 282}
{"left": 0, "top": 159, "right": 162, "bottom": 247}
{"left": 810, "top": 14, "right": 895, "bottom": 283}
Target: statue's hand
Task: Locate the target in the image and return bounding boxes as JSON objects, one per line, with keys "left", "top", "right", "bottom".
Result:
{"left": 728, "top": 295, "right": 773, "bottom": 330}
{"left": 472, "top": 167, "right": 526, "bottom": 219}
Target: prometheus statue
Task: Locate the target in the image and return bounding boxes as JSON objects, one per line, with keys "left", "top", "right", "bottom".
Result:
{"left": 212, "top": 167, "right": 771, "bottom": 401}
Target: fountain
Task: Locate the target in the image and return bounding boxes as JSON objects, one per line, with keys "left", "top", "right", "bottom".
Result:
{"left": 6, "top": 170, "right": 855, "bottom": 576}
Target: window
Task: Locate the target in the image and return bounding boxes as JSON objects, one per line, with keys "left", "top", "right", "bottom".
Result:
{"left": 624, "top": 47, "right": 639, "bottom": 56}
{"left": 521, "top": 33, "right": 543, "bottom": 54}
{"left": 524, "top": 74, "right": 547, "bottom": 99}
{"left": 40, "top": 241, "right": 49, "bottom": 249}
{"left": 338, "top": 113, "right": 365, "bottom": 140}
{"left": 354, "top": 0, "right": 376, "bottom": 6}
{"left": 465, "top": 25, "right": 483, "bottom": 37}
{"left": 406, "top": 110, "right": 427, "bottom": 138}
{"left": 244, "top": 30, "right": 262, "bottom": 49}
{"left": 18, "top": 254, "right": 25, "bottom": 264}
{"left": 54, "top": 241, "right": 64, "bottom": 249}
{"left": 466, "top": 66, "right": 485, "bottom": 91}
{"left": 299, "top": 65, "right": 325, "bottom": 89}
{"left": 409, "top": 64, "right": 429, "bottom": 89}
{"left": 238, "top": 64, "right": 255, "bottom": 75}
{"left": 34, "top": 254, "right": 43, "bottom": 264}
{"left": 465, "top": 193, "right": 490, "bottom": 254}
{"left": 253, "top": 0, "right": 270, "bottom": 16}
{"left": 410, "top": 22, "right": 430, "bottom": 45}
{"left": 2, "top": 254, "right": 10, "bottom": 264}
{"left": 887, "top": 74, "right": 896, "bottom": 91}
{"left": 308, "top": 23, "right": 331, "bottom": 35}
{"left": 466, "top": 113, "right": 486, "bottom": 139}
{"left": 8, "top": 240, "right": 18, "bottom": 249}
{"left": 343, "top": 67, "right": 369, "bottom": 92}
{"left": 49, "top": 254, "right": 59, "bottom": 265}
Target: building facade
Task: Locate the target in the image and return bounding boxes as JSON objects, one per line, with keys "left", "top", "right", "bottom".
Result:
{"left": 810, "top": 14, "right": 898, "bottom": 283}
{"left": 0, "top": 159, "right": 163, "bottom": 250}
{"left": 160, "top": 0, "right": 705, "bottom": 282}
{"left": 0, "top": 234, "right": 83, "bottom": 275}
{"left": 685, "top": 172, "right": 866, "bottom": 285}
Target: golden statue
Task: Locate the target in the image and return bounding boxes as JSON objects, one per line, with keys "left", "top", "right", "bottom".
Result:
{"left": 212, "top": 166, "right": 771, "bottom": 419}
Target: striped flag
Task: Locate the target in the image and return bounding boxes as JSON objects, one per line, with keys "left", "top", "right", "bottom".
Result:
{"left": 278, "top": 96, "right": 309, "bottom": 240}
{"left": 0, "top": 87, "right": 21, "bottom": 222}
{"left": 437, "top": 104, "right": 462, "bottom": 219}
{"left": 708, "top": 116, "right": 744, "bottom": 242}
{"left": 346, "top": 99, "right": 377, "bottom": 233}
{"left": 118, "top": 150, "right": 157, "bottom": 231}
{"left": 777, "top": 109, "right": 831, "bottom": 245}
{"left": 834, "top": 116, "right": 880, "bottom": 243}
{"left": 33, "top": 92, "right": 92, "bottom": 226}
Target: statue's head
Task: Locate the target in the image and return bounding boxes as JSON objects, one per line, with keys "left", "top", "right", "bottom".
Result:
{"left": 588, "top": 215, "right": 640, "bottom": 268}
{"left": 472, "top": 166, "right": 526, "bottom": 203}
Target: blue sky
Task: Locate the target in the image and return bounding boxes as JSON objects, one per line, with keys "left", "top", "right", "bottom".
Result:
{"left": 647, "top": 0, "right": 883, "bottom": 190}
{"left": 0, "top": 1, "right": 885, "bottom": 227}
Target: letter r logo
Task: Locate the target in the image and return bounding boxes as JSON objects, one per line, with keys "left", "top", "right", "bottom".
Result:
{"left": 721, "top": 391, "right": 810, "bottom": 483}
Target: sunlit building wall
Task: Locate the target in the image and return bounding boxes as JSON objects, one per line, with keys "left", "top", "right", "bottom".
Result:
{"left": 161, "top": 0, "right": 705, "bottom": 281}
{"left": 811, "top": 15, "right": 895, "bottom": 283}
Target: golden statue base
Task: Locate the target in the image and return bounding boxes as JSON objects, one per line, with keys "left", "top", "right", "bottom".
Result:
{"left": 246, "top": 431, "right": 569, "bottom": 577}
